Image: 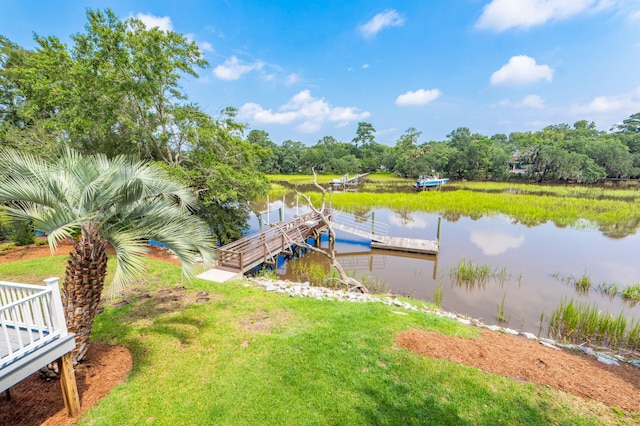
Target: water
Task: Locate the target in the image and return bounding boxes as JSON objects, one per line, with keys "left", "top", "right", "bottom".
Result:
{"left": 250, "top": 196, "right": 640, "bottom": 337}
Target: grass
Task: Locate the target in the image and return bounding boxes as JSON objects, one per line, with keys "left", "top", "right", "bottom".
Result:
{"left": 548, "top": 298, "right": 637, "bottom": 350}
{"left": 433, "top": 282, "right": 444, "bottom": 307}
{"left": 449, "top": 258, "right": 511, "bottom": 290}
{"left": 621, "top": 284, "right": 640, "bottom": 302}
{"left": 450, "top": 181, "right": 640, "bottom": 201}
{"left": 0, "top": 257, "right": 634, "bottom": 424}
{"left": 574, "top": 272, "right": 593, "bottom": 294}
{"left": 291, "top": 185, "right": 640, "bottom": 237}
{"left": 497, "top": 292, "right": 510, "bottom": 324}
{"left": 599, "top": 282, "right": 621, "bottom": 300}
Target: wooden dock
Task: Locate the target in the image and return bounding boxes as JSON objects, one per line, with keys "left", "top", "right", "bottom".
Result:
{"left": 198, "top": 209, "right": 440, "bottom": 283}
{"left": 330, "top": 173, "right": 369, "bottom": 190}
{"left": 212, "top": 210, "right": 330, "bottom": 276}
{"left": 332, "top": 211, "right": 440, "bottom": 256}
{"left": 371, "top": 236, "right": 439, "bottom": 255}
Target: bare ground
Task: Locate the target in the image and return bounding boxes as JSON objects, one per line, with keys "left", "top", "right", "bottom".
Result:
{"left": 0, "top": 241, "right": 638, "bottom": 425}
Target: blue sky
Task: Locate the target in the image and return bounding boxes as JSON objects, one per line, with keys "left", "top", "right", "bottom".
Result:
{"left": 2, "top": 0, "right": 640, "bottom": 145}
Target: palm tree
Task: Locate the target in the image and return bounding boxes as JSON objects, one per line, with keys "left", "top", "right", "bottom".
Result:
{"left": 0, "top": 148, "right": 216, "bottom": 362}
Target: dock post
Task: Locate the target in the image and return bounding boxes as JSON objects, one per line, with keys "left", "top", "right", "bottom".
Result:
{"left": 279, "top": 207, "right": 283, "bottom": 222}
{"left": 371, "top": 212, "right": 375, "bottom": 236}
{"left": 436, "top": 216, "right": 442, "bottom": 245}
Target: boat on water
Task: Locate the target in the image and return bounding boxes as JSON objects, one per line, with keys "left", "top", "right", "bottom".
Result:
{"left": 414, "top": 175, "right": 449, "bottom": 190}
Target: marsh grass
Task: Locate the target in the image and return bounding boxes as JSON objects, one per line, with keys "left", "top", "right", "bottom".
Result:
{"left": 496, "top": 292, "right": 510, "bottom": 324}
{"left": 451, "top": 181, "right": 640, "bottom": 201}
{"left": 433, "top": 282, "right": 444, "bottom": 307}
{"left": 267, "top": 174, "right": 346, "bottom": 184}
{"left": 599, "top": 282, "right": 621, "bottom": 299}
{"left": 553, "top": 272, "right": 595, "bottom": 294}
{"left": 288, "top": 261, "right": 388, "bottom": 293}
{"left": 288, "top": 261, "right": 329, "bottom": 286}
{"left": 548, "top": 299, "right": 637, "bottom": 349}
{"left": 538, "top": 311, "right": 545, "bottom": 338}
{"left": 621, "top": 284, "right": 640, "bottom": 302}
{"left": 449, "top": 258, "right": 511, "bottom": 290}
{"left": 302, "top": 186, "right": 640, "bottom": 236}
{"left": 574, "top": 272, "right": 593, "bottom": 293}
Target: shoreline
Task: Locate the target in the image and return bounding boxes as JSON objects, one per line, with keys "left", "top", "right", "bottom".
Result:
{"left": 248, "top": 277, "right": 640, "bottom": 369}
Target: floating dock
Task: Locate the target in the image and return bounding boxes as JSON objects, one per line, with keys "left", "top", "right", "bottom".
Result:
{"left": 371, "top": 236, "right": 439, "bottom": 255}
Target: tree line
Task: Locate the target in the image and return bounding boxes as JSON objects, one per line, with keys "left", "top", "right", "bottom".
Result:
{"left": 250, "top": 116, "right": 640, "bottom": 183}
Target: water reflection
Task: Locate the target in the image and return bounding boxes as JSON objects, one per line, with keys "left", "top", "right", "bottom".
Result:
{"left": 469, "top": 230, "right": 525, "bottom": 255}
{"left": 250, "top": 200, "right": 640, "bottom": 338}
{"left": 389, "top": 211, "right": 428, "bottom": 229}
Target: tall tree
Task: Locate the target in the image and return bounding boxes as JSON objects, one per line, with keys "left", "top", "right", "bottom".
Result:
{"left": 612, "top": 112, "right": 640, "bottom": 133}
{"left": 0, "top": 8, "right": 208, "bottom": 160}
{"left": 0, "top": 148, "right": 215, "bottom": 363}
{"left": 1, "top": 9, "right": 269, "bottom": 242}
{"left": 351, "top": 121, "right": 376, "bottom": 148}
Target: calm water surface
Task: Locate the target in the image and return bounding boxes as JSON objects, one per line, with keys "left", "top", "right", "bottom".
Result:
{"left": 251, "top": 195, "right": 640, "bottom": 337}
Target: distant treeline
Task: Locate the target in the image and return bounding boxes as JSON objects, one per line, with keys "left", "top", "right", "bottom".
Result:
{"left": 250, "top": 116, "right": 640, "bottom": 183}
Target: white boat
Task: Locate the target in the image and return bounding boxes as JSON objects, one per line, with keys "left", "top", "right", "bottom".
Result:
{"left": 415, "top": 175, "right": 449, "bottom": 190}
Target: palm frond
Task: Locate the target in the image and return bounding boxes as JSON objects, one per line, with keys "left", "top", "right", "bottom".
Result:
{"left": 0, "top": 147, "right": 216, "bottom": 297}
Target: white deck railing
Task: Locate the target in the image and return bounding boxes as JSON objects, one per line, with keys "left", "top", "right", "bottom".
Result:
{"left": 0, "top": 278, "right": 68, "bottom": 369}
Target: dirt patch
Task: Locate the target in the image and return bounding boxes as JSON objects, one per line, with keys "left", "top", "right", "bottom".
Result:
{"left": 397, "top": 329, "right": 640, "bottom": 413}
{"left": 0, "top": 239, "right": 181, "bottom": 266}
{"left": 0, "top": 344, "right": 132, "bottom": 426}
{"left": 238, "top": 309, "right": 295, "bottom": 334}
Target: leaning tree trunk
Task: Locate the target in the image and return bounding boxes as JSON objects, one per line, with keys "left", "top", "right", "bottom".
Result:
{"left": 62, "top": 227, "right": 109, "bottom": 364}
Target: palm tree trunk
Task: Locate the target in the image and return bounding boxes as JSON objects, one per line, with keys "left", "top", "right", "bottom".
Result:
{"left": 62, "top": 226, "right": 109, "bottom": 363}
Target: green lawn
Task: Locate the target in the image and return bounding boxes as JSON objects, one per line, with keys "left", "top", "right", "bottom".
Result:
{"left": 2, "top": 256, "right": 636, "bottom": 425}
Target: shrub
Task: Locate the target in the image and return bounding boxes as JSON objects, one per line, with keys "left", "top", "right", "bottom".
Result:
{"left": 0, "top": 243, "right": 16, "bottom": 251}
{"left": 9, "top": 221, "right": 35, "bottom": 246}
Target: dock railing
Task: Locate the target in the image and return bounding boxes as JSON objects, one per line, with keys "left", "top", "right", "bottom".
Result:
{"left": 0, "top": 278, "right": 67, "bottom": 369}
{"left": 331, "top": 210, "right": 389, "bottom": 243}
{"left": 217, "top": 210, "right": 331, "bottom": 272}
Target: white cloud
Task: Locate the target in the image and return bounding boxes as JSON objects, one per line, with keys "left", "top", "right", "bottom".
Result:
{"left": 571, "top": 87, "right": 640, "bottom": 115}
{"left": 362, "top": 64, "right": 370, "bottom": 69}
{"left": 199, "top": 41, "right": 214, "bottom": 52}
{"left": 237, "top": 90, "right": 370, "bottom": 133}
{"left": 630, "top": 10, "right": 640, "bottom": 20}
{"left": 395, "top": 88, "right": 442, "bottom": 106}
{"left": 497, "top": 94, "right": 545, "bottom": 109}
{"left": 236, "top": 103, "right": 299, "bottom": 124}
{"left": 359, "top": 9, "right": 405, "bottom": 38}
{"left": 476, "top": 0, "right": 612, "bottom": 31}
{"left": 213, "top": 56, "right": 264, "bottom": 80}
{"left": 490, "top": 55, "right": 553, "bottom": 86}
{"left": 134, "top": 13, "right": 173, "bottom": 31}
{"left": 520, "top": 94, "right": 545, "bottom": 108}
{"left": 285, "top": 73, "right": 300, "bottom": 85}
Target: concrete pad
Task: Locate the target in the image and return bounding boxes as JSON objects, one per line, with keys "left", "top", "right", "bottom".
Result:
{"left": 197, "top": 268, "right": 242, "bottom": 283}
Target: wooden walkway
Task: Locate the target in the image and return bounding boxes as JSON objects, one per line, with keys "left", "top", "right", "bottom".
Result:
{"left": 330, "top": 173, "right": 369, "bottom": 189}
{"left": 214, "top": 210, "right": 330, "bottom": 275}
{"left": 198, "top": 209, "right": 439, "bottom": 283}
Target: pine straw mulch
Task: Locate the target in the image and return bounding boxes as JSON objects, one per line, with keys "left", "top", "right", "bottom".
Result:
{"left": 397, "top": 329, "right": 640, "bottom": 413}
